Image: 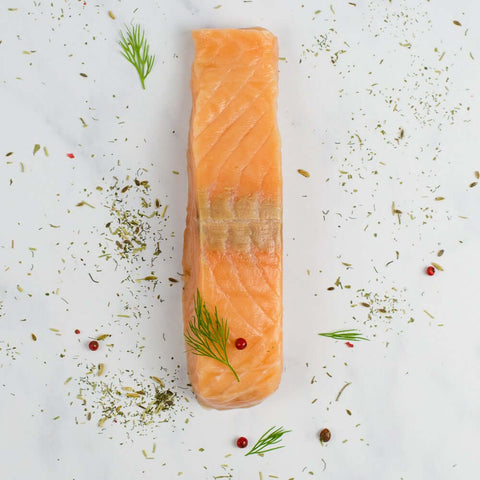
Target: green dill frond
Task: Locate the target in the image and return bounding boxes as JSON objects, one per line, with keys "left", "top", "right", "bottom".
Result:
{"left": 119, "top": 24, "right": 155, "bottom": 89}
{"left": 245, "top": 426, "right": 291, "bottom": 456}
{"left": 184, "top": 290, "right": 239, "bottom": 382}
{"left": 318, "top": 329, "right": 369, "bottom": 342}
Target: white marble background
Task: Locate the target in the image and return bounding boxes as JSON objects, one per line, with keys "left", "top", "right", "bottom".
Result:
{"left": 1, "top": 1, "right": 480, "bottom": 479}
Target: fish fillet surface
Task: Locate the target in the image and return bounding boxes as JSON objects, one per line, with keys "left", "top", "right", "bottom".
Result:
{"left": 183, "top": 27, "right": 282, "bottom": 409}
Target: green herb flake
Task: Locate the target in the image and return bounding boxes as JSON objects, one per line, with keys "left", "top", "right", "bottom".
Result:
{"left": 76, "top": 201, "right": 95, "bottom": 208}
{"left": 336, "top": 382, "right": 352, "bottom": 401}
{"left": 33, "top": 144, "right": 41, "bottom": 155}
{"left": 297, "top": 169, "right": 310, "bottom": 178}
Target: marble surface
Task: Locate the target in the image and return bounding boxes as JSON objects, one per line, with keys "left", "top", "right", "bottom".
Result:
{"left": 1, "top": 1, "right": 480, "bottom": 479}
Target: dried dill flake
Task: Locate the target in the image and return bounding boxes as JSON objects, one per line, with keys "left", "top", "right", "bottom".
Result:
{"left": 73, "top": 367, "right": 187, "bottom": 436}
{"left": 97, "top": 176, "right": 168, "bottom": 263}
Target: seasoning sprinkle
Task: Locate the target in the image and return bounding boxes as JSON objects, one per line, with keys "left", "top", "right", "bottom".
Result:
{"left": 297, "top": 169, "right": 310, "bottom": 178}
{"left": 137, "top": 276, "right": 157, "bottom": 281}
{"left": 151, "top": 376, "right": 164, "bottom": 387}
{"left": 335, "top": 382, "right": 352, "bottom": 401}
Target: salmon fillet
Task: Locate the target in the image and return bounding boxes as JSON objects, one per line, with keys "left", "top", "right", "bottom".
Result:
{"left": 182, "top": 27, "right": 282, "bottom": 409}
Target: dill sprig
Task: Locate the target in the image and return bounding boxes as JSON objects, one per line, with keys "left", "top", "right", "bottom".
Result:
{"left": 184, "top": 291, "right": 239, "bottom": 382}
{"left": 245, "top": 426, "right": 291, "bottom": 457}
{"left": 318, "top": 329, "right": 369, "bottom": 341}
{"left": 119, "top": 24, "right": 155, "bottom": 89}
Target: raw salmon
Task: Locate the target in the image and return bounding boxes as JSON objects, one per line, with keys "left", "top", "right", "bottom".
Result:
{"left": 182, "top": 28, "right": 282, "bottom": 409}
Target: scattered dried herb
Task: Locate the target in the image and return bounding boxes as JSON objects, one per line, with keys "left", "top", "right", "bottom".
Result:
{"left": 74, "top": 369, "right": 183, "bottom": 434}
{"left": 76, "top": 201, "right": 95, "bottom": 208}
{"left": 96, "top": 334, "right": 111, "bottom": 341}
{"left": 335, "top": 382, "right": 352, "bottom": 401}
{"left": 297, "top": 169, "right": 310, "bottom": 178}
